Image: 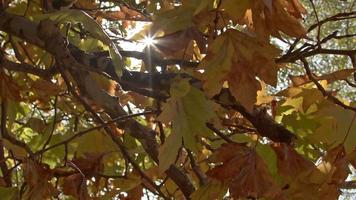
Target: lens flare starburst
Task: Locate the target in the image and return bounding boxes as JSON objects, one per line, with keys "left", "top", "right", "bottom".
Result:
{"left": 142, "top": 36, "right": 155, "bottom": 47}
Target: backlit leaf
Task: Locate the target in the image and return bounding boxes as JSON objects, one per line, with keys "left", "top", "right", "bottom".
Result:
{"left": 200, "top": 29, "right": 281, "bottom": 109}
{"left": 158, "top": 79, "right": 217, "bottom": 170}
{"left": 207, "top": 143, "right": 281, "bottom": 199}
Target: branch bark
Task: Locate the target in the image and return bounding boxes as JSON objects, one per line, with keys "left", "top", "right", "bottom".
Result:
{"left": 0, "top": 11, "right": 195, "bottom": 198}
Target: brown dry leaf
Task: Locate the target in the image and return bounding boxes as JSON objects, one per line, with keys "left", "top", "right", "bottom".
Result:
{"left": 121, "top": 91, "right": 151, "bottom": 108}
{"left": 71, "top": 152, "right": 104, "bottom": 176}
{"left": 95, "top": 11, "right": 126, "bottom": 21}
{"left": 153, "top": 27, "right": 207, "bottom": 57}
{"left": 318, "top": 145, "right": 349, "bottom": 187}
{"left": 126, "top": 184, "right": 144, "bottom": 200}
{"left": 285, "top": 0, "right": 308, "bottom": 18}
{"left": 26, "top": 117, "right": 47, "bottom": 134}
{"left": 23, "top": 159, "right": 57, "bottom": 199}
{"left": 289, "top": 74, "right": 310, "bottom": 86}
{"left": 31, "top": 79, "right": 63, "bottom": 96}
{"left": 268, "top": 0, "right": 307, "bottom": 37}
{"left": 0, "top": 71, "right": 21, "bottom": 101}
{"left": 271, "top": 144, "right": 325, "bottom": 199}
{"left": 207, "top": 143, "right": 281, "bottom": 199}
{"left": 280, "top": 145, "right": 350, "bottom": 199}
{"left": 227, "top": 30, "right": 281, "bottom": 86}
{"left": 121, "top": 6, "right": 146, "bottom": 20}
{"left": 227, "top": 67, "right": 261, "bottom": 110}
{"left": 62, "top": 173, "right": 90, "bottom": 200}
{"left": 0, "top": 177, "right": 7, "bottom": 187}
{"left": 199, "top": 29, "right": 280, "bottom": 110}
{"left": 75, "top": 0, "right": 97, "bottom": 10}
{"left": 348, "top": 149, "right": 356, "bottom": 168}
{"left": 272, "top": 144, "right": 315, "bottom": 178}
{"left": 306, "top": 145, "right": 348, "bottom": 199}
{"left": 241, "top": 0, "right": 307, "bottom": 40}
{"left": 30, "top": 79, "right": 64, "bottom": 104}
{"left": 95, "top": 5, "right": 146, "bottom": 22}
{"left": 290, "top": 68, "right": 356, "bottom": 86}
{"left": 91, "top": 73, "right": 117, "bottom": 96}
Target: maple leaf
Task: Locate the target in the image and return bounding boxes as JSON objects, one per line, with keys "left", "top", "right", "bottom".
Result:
{"left": 220, "top": 0, "right": 251, "bottom": 22}
{"left": 29, "top": 79, "right": 64, "bottom": 104}
{"left": 199, "top": 29, "right": 281, "bottom": 110}
{"left": 207, "top": 143, "right": 281, "bottom": 199}
{"left": 0, "top": 71, "right": 21, "bottom": 101}
{"left": 256, "top": 80, "right": 274, "bottom": 105}
{"left": 62, "top": 173, "right": 90, "bottom": 200}
{"left": 190, "top": 179, "right": 228, "bottom": 200}
{"left": 289, "top": 68, "right": 356, "bottom": 86}
{"left": 272, "top": 144, "right": 315, "bottom": 178}
{"left": 310, "top": 100, "right": 356, "bottom": 153}
{"left": 71, "top": 152, "right": 105, "bottom": 176}
{"left": 302, "top": 145, "right": 349, "bottom": 199}
{"left": 318, "top": 145, "right": 349, "bottom": 184}
{"left": 349, "top": 149, "right": 356, "bottom": 169}
{"left": 241, "top": 0, "right": 307, "bottom": 40}
{"left": 158, "top": 78, "right": 217, "bottom": 172}
{"left": 152, "top": 27, "right": 207, "bottom": 57}
{"left": 23, "top": 159, "right": 58, "bottom": 199}
{"left": 274, "top": 144, "right": 349, "bottom": 199}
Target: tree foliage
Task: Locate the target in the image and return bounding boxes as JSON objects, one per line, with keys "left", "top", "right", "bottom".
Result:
{"left": 0, "top": 0, "right": 355, "bottom": 199}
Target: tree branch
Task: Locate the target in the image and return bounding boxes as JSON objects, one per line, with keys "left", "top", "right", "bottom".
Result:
{"left": 0, "top": 11, "right": 195, "bottom": 198}
{"left": 0, "top": 100, "right": 11, "bottom": 186}
{"left": 0, "top": 57, "right": 55, "bottom": 79}
{"left": 300, "top": 58, "right": 356, "bottom": 112}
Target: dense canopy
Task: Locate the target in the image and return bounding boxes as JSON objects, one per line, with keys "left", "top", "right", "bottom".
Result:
{"left": 0, "top": 0, "right": 355, "bottom": 199}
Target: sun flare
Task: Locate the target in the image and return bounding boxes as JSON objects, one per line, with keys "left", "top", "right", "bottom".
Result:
{"left": 142, "top": 36, "right": 155, "bottom": 47}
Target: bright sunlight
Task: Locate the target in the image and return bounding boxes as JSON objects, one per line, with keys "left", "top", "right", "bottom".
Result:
{"left": 141, "top": 36, "right": 155, "bottom": 47}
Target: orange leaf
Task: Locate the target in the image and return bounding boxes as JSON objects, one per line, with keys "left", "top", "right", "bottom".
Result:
{"left": 0, "top": 71, "right": 21, "bottom": 101}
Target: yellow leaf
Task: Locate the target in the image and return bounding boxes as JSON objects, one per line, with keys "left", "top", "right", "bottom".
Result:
{"left": 256, "top": 81, "right": 274, "bottom": 105}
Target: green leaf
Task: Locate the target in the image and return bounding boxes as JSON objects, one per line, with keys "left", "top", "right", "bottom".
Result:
{"left": 158, "top": 129, "right": 182, "bottom": 173}
{"left": 158, "top": 79, "right": 217, "bottom": 170}
{"left": 256, "top": 144, "right": 278, "bottom": 176}
{"left": 73, "top": 130, "right": 117, "bottom": 155}
{"left": 170, "top": 78, "right": 191, "bottom": 98}
{"left": 190, "top": 179, "right": 227, "bottom": 200}
{"left": 198, "top": 33, "right": 234, "bottom": 97}
{"left": 309, "top": 101, "right": 356, "bottom": 153}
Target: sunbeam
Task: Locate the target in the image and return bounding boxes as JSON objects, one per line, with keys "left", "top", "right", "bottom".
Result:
{"left": 142, "top": 36, "right": 155, "bottom": 47}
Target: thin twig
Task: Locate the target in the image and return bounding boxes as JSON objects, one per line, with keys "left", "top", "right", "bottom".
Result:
{"left": 206, "top": 123, "right": 234, "bottom": 143}
{"left": 187, "top": 150, "right": 207, "bottom": 186}
{"left": 58, "top": 66, "right": 168, "bottom": 199}
{"left": 300, "top": 58, "right": 356, "bottom": 112}
{"left": 36, "top": 110, "right": 156, "bottom": 155}
{"left": 40, "top": 95, "right": 58, "bottom": 156}
{"left": 0, "top": 99, "right": 11, "bottom": 186}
